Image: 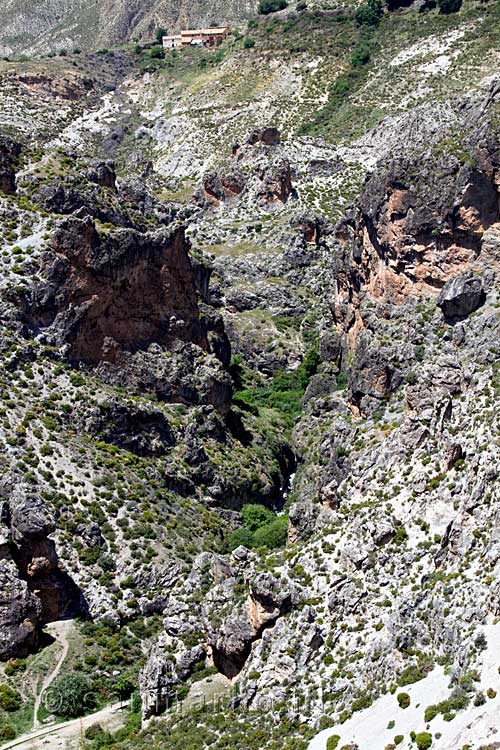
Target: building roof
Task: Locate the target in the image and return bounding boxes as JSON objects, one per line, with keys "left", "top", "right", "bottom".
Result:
{"left": 181, "top": 27, "right": 229, "bottom": 36}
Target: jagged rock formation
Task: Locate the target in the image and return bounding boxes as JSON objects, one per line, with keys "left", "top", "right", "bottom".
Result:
{"left": 333, "top": 109, "right": 500, "bottom": 342}
{"left": 22, "top": 215, "right": 232, "bottom": 411}
{"left": 194, "top": 127, "right": 295, "bottom": 211}
{"left": 0, "top": 479, "right": 83, "bottom": 658}
{"left": 30, "top": 217, "right": 209, "bottom": 363}
{"left": 140, "top": 551, "right": 303, "bottom": 718}
{"left": 76, "top": 397, "right": 176, "bottom": 457}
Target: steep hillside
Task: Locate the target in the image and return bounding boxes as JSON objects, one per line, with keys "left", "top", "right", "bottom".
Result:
{"left": 0, "top": 1, "right": 499, "bottom": 750}
{"left": 0, "top": 0, "right": 257, "bottom": 56}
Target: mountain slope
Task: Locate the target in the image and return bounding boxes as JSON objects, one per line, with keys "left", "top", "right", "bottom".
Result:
{"left": 0, "top": 0, "right": 257, "bottom": 56}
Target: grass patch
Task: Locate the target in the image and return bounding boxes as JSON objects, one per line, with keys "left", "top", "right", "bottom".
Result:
{"left": 231, "top": 343, "right": 320, "bottom": 429}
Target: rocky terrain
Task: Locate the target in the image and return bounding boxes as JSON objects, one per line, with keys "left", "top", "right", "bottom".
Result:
{"left": 0, "top": 0, "right": 499, "bottom": 749}
{"left": 0, "top": 0, "right": 257, "bottom": 57}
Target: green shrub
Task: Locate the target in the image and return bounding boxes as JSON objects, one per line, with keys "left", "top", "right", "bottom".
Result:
{"left": 244, "top": 37, "right": 256, "bottom": 48}
{"left": 258, "top": 0, "right": 288, "bottom": 13}
{"left": 415, "top": 732, "right": 433, "bottom": 750}
{"left": 228, "top": 507, "right": 288, "bottom": 551}
{"left": 232, "top": 342, "right": 319, "bottom": 427}
{"left": 4, "top": 658, "right": 26, "bottom": 676}
{"left": 149, "top": 46, "right": 165, "bottom": 59}
{"left": 424, "top": 704, "right": 438, "bottom": 722}
{"left": 0, "top": 725, "right": 16, "bottom": 740}
{"left": 228, "top": 526, "right": 254, "bottom": 550}
{"left": 397, "top": 692, "right": 410, "bottom": 709}
{"left": 84, "top": 723, "right": 103, "bottom": 740}
{"left": 394, "top": 736, "right": 404, "bottom": 745}
{"left": 394, "top": 526, "right": 408, "bottom": 545}
{"left": 49, "top": 674, "right": 92, "bottom": 718}
{"left": 253, "top": 516, "right": 288, "bottom": 549}
{"left": 355, "top": 0, "right": 382, "bottom": 26}
{"left": 327, "top": 736, "right": 340, "bottom": 750}
{"left": 398, "top": 664, "right": 429, "bottom": 686}
{"left": 242, "top": 504, "right": 274, "bottom": 532}
{"left": 351, "top": 693, "right": 373, "bottom": 712}
{"left": 474, "top": 691, "right": 486, "bottom": 706}
{"left": 0, "top": 685, "right": 21, "bottom": 712}
{"left": 351, "top": 41, "right": 371, "bottom": 66}
{"left": 444, "top": 687, "right": 470, "bottom": 712}
{"left": 155, "top": 27, "right": 167, "bottom": 43}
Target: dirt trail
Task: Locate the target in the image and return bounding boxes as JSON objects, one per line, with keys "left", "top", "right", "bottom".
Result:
{"left": 32, "top": 620, "right": 73, "bottom": 731}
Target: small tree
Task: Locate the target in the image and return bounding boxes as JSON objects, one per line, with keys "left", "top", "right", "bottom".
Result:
{"left": 0, "top": 685, "right": 21, "bottom": 712}
{"left": 155, "top": 27, "right": 168, "bottom": 43}
{"left": 258, "top": 0, "right": 288, "bottom": 15}
{"left": 355, "top": 0, "right": 383, "bottom": 25}
{"left": 242, "top": 503, "right": 274, "bottom": 532}
{"left": 49, "top": 674, "right": 92, "bottom": 718}
{"left": 149, "top": 46, "right": 165, "bottom": 60}
{"left": 253, "top": 516, "right": 288, "bottom": 549}
{"left": 115, "top": 675, "right": 135, "bottom": 699}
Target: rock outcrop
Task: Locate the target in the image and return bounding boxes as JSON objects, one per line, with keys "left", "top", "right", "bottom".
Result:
{"left": 437, "top": 270, "right": 486, "bottom": 321}
{"left": 194, "top": 126, "right": 295, "bottom": 210}
{"left": 28, "top": 217, "right": 205, "bottom": 362}
{"left": 212, "top": 571, "right": 295, "bottom": 678}
{"left": 23, "top": 216, "right": 232, "bottom": 410}
{"left": 76, "top": 397, "right": 176, "bottom": 456}
{"left": 333, "top": 126, "right": 500, "bottom": 342}
{"left": 0, "top": 136, "right": 22, "bottom": 195}
{"left": 0, "top": 479, "right": 84, "bottom": 658}
{"left": 0, "top": 547, "right": 41, "bottom": 659}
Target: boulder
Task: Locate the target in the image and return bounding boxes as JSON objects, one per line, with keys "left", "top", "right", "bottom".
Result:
{"left": 85, "top": 160, "right": 116, "bottom": 189}
{"left": 437, "top": 271, "right": 486, "bottom": 321}
{"left": 246, "top": 127, "right": 281, "bottom": 147}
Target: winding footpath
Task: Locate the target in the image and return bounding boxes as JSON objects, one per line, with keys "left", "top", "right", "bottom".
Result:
{"left": 0, "top": 620, "right": 128, "bottom": 750}
{"left": 32, "top": 620, "right": 72, "bottom": 731}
